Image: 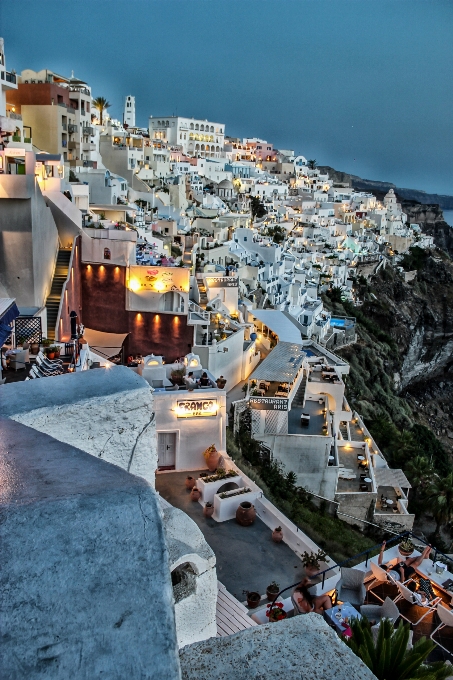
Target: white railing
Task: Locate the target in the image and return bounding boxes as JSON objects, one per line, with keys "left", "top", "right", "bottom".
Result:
{"left": 188, "top": 301, "right": 210, "bottom": 322}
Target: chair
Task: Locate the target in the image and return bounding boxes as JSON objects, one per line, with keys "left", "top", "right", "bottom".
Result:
{"left": 336, "top": 567, "right": 366, "bottom": 607}
{"left": 394, "top": 581, "right": 441, "bottom": 626}
{"left": 361, "top": 596, "right": 400, "bottom": 631}
{"left": 367, "top": 562, "right": 398, "bottom": 603}
{"left": 430, "top": 602, "right": 453, "bottom": 654}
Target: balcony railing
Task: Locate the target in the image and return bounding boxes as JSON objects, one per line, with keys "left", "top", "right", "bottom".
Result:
{"left": 7, "top": 111, "right": 22, "bottom": 120}
{"left": 62, "top": 123, "right": 67, "bottom": 131}
{"left": 82, "top": 126, "right": 94, "bottom": 135}
{"left": 68, "top": 124, "right": 78, "bottom": 133}
{"left": 2, "top": 71, "right": 17, "bottom": 84}
{"left": 68, "top": 141, "right": 77, "bottom": 150}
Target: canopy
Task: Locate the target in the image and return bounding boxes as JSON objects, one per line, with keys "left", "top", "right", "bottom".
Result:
{"left": 83, "top": 328, "right": 129, "bottom": 360}
{"left": 374, "top": 467, "right": 412, "bottom": 490}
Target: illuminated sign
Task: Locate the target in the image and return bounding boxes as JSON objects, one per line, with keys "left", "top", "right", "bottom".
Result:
{"left": 128, "top": 265, "right": 190, "bottom": 293}
{"left": 205, "top": 276, "right": 238, "bottom": 288}
{"left": 176, "top": 398, "right": 218, "bottom": 418}
{"left": 6, "top": 148, "right": 26, "bottom": 157}
{"left": 250, "top": 397, "right": 288, "bottom": 411}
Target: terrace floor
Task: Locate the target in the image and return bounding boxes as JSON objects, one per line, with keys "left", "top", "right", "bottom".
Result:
{"left": 336, "top": 443, "right": 371, "bottom": 493}
{"left": 288, "top": 397, "right": 326, "bottom": 436}
{"left": 156, "top": 469, "right": 305, "bottom": 601}
{"left": 375, "top": 485, "right": 404, "bottom": 515}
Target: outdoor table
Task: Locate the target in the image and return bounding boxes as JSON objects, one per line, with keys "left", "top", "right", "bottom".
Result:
{"left": 324, "top": 602, "right": 362, "bottom": 635}
{"left": 416, "top": 560, "right": 453, "bottom": 601}
{"left": 386, "top": 499, "right": 394, "bottom": 506}
{"left": 357, "top": 455, "right": 365, "bottom": 461}
{"left": 363, "top": 477, "right": 372, "bottom": 484}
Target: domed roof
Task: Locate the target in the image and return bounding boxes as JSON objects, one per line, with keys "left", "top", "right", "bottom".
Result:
{"left": 218, "top": 179, "right": 234, "bottom": 189}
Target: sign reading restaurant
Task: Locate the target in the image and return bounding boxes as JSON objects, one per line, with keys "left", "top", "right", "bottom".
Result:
{"left": 250, "top": 397, "right": 288, "bottom": 411}
{"left": 205, "top": 276, "right": 239, "bottom": 288}
{"left": 176, "top": 398, "right": 218, "bottom": 418}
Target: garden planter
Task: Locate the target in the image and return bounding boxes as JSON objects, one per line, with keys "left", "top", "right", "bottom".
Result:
{"left": 267, "top": 605, "right": 287, "bottom": 622}
{"left": 203, "top": 503, "right": 214, "bottom": 518}
{"left": 203, "top": 444, "right": 220, "bottom": 472}
{"left": 246, "top": 592, "right": 261, "bottom": 609}
{"left": 54, "top": 349, "right": 60, "bottom": 359}
{"left": 398, "top": 546, "right": 414, "bottom": 558}
{"left": 304, "top": 565, "right": 320, "bottom": 578}
{"left": 236, "top": 501, "right": 256, "bottom": 526}
{"left": 190, "top": 487, "right": 201, "bottom": 502}
{"left": 47, "top": 352, "right": 55, "bottom": 360}
{"left": 185, "top": 476, "right": 196, "bottom": 490}
{"left": 272, "top": 528, "right": 283, "bottom": 543}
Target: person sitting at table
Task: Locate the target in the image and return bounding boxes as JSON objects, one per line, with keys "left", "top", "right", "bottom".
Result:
{"left": 292, "top": 578, "right": 333, "bottom": 616}
{"left": 184, "top": 371, "right": 197, "bottom": 390}
{"left": 199, "top": 371, "right": 210, "bottom": 387}
{"left": 378, "top": 541, "right": 432, "bottom": 582}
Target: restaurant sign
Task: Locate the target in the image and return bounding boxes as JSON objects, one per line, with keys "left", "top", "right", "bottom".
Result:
{"left": 205, "top": 276, "right": 238, "bottom": 288}
{"left": 250, "top": 397, "right": 288, "bottom": 411}
{"left": 176, "top": 398, "right": 218, "bottom": 418}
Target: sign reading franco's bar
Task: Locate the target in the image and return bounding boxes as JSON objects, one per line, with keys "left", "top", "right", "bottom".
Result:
{"left": 176, "top": 398, "right": 218, "bottom": 418}
{"left": 250, "top": 397, "right": 289, "bottom": 411}
{"left": 205, "top": 276, "right": 239, "bottom": 288}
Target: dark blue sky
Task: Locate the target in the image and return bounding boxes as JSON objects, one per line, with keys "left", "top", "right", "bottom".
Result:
{"left": 2, "top": 0, "right": 452, "bottom": 194}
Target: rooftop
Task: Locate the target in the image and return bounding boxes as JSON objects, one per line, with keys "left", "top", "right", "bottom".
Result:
{"left": 251, "top": 309, "right": 303, "bottom": 344}
{"left": 248, "top": 341, "right": 305, "bottom": 383}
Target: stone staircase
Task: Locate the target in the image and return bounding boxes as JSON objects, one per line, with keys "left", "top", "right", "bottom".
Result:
{"left": 292, "top": 373, "right": 307, "bottom": 408}
{"left": 339, "top": 421, "right": 349, "bottom": 440}
{"left": 45, "top": 249, "right": 71, "bottom": 340}
{"left": 197, "top": 277, "right": 208, "bottom": 307}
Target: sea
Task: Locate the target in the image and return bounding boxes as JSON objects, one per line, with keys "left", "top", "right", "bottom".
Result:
{"left": 443, "top": 210, "right": 453, "bottom": 227}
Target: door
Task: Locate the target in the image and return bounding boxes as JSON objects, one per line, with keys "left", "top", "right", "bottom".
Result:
{"left": 157, "top": 432, "right": 177, "bottom": 469}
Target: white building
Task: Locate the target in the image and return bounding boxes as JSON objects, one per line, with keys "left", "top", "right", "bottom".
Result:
{"left": 149, "top": 115, "right": 225, "bottom": 158}
{"left": 124, "top": 95, "right": 135, "bottom": 127}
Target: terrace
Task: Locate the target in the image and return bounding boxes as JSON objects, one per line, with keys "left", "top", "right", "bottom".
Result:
{"left": 336, "top": 442, "right": 374, "bottom": 493}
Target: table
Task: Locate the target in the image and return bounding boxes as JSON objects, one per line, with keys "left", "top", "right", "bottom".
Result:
{"left": 363, "top": 477, "right": 372, "bottom": 484}
{"left": 386, "top": 499, "right": 394, "bottom": 506}
{"left": 325, "top": 602, "right": 362, "bottom": 634}
{"left": 357, "top": 455, "right": 365, "bottom": 461}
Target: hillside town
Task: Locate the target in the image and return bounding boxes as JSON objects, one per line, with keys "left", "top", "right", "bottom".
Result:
{"left": 1, "top": 37, "right": 452, "bottom": 679}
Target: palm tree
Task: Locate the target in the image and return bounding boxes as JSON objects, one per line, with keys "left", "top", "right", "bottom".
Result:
{"left": 345, "top": 617, "right": 450, "bottom": 680}
{"left": 307, "top": 159, "right": 317, "bottom": 170}
{"left": 426, "top": 472, "right": 453, "bottom": 534}
{"left": 392, "top": 429, "right": 416, "bottom": 466}
{"left": 92, "top": 96, "right": 111, "bottom": 125}
{"left": 405, "top": 456, "right": 433, "bottom": 502}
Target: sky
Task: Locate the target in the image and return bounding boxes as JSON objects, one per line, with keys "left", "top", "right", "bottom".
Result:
{"left": 1, "top": 0, "right": 452, "bottom": 195}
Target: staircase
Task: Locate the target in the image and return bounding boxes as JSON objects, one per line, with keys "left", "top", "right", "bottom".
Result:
{"left": 292, "top": 372, "right": 307, "bottom": 408}
{"left": 45, "top": 249, "right": 71, "bottom": 340}
{"left": 339, "top": 421, "right": 349, "bottom": 440}
{"left": 197, "top": 277, "right": 208, "bottom": 307}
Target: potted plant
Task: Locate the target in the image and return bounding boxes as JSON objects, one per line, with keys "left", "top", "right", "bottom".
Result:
{"left": 398, "top": 537, "right": 415, "bottom": 558}
{"left": 30, "top": 340, "right": 40, "bottom": 355}
{"left": 272, "top": 526, "right": 283, "bottom": 543}
{"left": 16, "top": 335, "right": 26, "bottom": 348}
{"left": 42, "top": 338, "right": 52, "bottom": 349}
{"left": 301, "top": 549, "right": 328, "bottom": 578}
{"left": 266, "top": 602, "right": 287, "bottom": 622}
{"left": 46, "top": 346, "right": 56, "bottom": 360}
{"left": 244, "top": 590, "right": 261, "bottom": 609}
{"left": 236, "top": 501, "right": 256, "bottom": 526}
{"left": 266, "top": 580, "right": 280, "bottom": 601}
{"left": 203, "top": 501, "right": 214, "bottom": 518}
{"left": 203, "top": 444, "right": 220, "bottom": 472}
{"left": 185, "top": 476, "right": 196, "bottom": 490}
{"left": 190, "top": 486, "right": 201, "bottom": 502}
{"left": 171, "top": 368, "right": 185, "bottom": 386}
{"left": 51, "top": 345, "right": 61, "bottom": 359}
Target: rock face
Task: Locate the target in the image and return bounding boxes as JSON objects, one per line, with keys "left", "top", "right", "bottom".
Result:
{"left": 179, "top": 614, "right": 376, "bottom": 680}
{"left": 0, "top": 366, "right": 157, "bottom": 485}
{"left": 0, "top": 418, "right": 180, "bottom": 680}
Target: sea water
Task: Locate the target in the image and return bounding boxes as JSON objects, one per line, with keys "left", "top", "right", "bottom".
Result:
{"left": 443, "top": 210, "right": 453, "bottom": 227}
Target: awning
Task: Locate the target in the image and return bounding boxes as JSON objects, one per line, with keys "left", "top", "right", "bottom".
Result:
{"left": 374, "top": 468, "right": 412, "bottom": 490}
{"left": 83, "top": 328, "right": 129, "bottom": 359}
{"left": 0, "top": 299, "right": 20, "bottom": 346}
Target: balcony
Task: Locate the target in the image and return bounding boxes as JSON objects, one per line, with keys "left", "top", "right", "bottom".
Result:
{"left": 7, "top": 111, "right": 22, "bottom": 121}
{"left": 2, "top": 71, "right": 17, "bottom": 84}
{"left": 82, "top": 143, "right": 95, "bottom": 152}
{"left": 68, "top": 141, "right": 77, "bottom": 150}
{"left": 61, "top": 123, "right": 67, "bottom": 131}
{"left": 82, "top": 126, "right": 94, "bottom": 136}
{"left": 68, "top": 124, "right": 78, "bottom": 133}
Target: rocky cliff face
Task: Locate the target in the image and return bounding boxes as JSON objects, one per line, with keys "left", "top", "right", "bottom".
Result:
{"left": 401, "top": 201, "right": 453, "bottom": 256}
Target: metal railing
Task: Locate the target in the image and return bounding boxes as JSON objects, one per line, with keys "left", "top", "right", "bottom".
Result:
{"left": 269, "top": 530, "right": 453, "bottom": 610}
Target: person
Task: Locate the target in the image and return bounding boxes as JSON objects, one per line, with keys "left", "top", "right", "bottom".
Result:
{"left": 292, "top": 578, "right": 332, "bottom": 616}
{"left": 184, "top": 371, "right": 197, "bottom": 390}
{"left": 406, "top": 579, "right": 435, "bottom": 605}
{"left": 199, "top": 371, "right": 210, "bottom": 387}
{"left": 216, "top": 375, "right": 227, "bottom": 389}
{"left": 378, "top": 541, "right": 432, "bottom": 582}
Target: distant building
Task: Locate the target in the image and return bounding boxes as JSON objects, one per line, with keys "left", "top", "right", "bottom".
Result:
{"left": 149, "top": 115, "right": 225, "bottom": 158}
{"left": 124, "top": 94, "right": 135, "bottom": 127}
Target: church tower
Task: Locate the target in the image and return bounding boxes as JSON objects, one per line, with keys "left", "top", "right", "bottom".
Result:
{"left": 124, "top": 95, "right": 135, "bottom": 127}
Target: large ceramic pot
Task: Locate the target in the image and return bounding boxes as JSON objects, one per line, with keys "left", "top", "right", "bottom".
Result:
{"left": 185, "top": 476, "right": 196, "bottom": 490}
{"left": 266, "top": 584, "right": 280, "bottom": 601}
{"left": 203, "top": 445, "right": 220, "bottom": 472}
{"left": 398, "top": 545, "right": 414, "bottom": 558}
{"left": 190, "top": 487, "right": 201, "bottom": 502}
{"left": 304, "top": 565, "right": 320, "bottom": 579}
{"left": 246, "top": 591, "right": 261, "bottom": 609}
{"left": 203, "top": 503, "right": 214, "bottom": 518}
{"left": 30, "top": 342, "right": 39, "bottom": 355}
{"left": 236, "top": 501, "right": 256, "bottom": 526}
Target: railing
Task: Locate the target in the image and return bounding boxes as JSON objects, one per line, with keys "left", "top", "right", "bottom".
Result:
{"left": 2, "top": 71, "right": 17, "bottom": 84}
{"left": 7, "top": 111, "right": 22, "bottom": 120}
{"left": 68, "top": 124, "right": 78, "bottom": 133}
{"left": 188, "top": 301, "right": 211, "bottom": 323}
{"left": 62, "top": 123, "right": 67, "bottom": 131}
{"left": 270, "top": 530, "right": 453, "bottom": 609}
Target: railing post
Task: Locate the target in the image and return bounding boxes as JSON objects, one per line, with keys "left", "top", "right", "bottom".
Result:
{"left": 322, "top": 572, "right": 325, "bottom": 589}
{"left": 365, "top": 550, "right": 370, "bottom": 567}
{"left": 432, "top": 548, "right": 437, "bottom": 566}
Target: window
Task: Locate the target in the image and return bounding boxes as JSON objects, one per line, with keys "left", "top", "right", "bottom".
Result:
{"left": 104, "top": 248, "right": 111, "bottom": 260}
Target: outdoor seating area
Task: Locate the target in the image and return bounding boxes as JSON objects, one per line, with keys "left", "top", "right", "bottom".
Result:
{"left": 336, "top": 443, "right": 373, "bottom": 493}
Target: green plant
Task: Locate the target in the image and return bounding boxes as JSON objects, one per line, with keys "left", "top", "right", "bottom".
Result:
{"left": 92, "top": 96, "right": 111, "bottom": 125}
{"left": 241, "top": 383, "right": 248, "bottom": 393}
{"left": 425, "top": 472, "right": 453, "bottom": 534}
{"left": 398, "top": 538, "right": 415, "bottom": 554}
{"left": 267, "top": 580, "right": 279, "bottom": 591}
{"left": 301, "top": 549, "right": 328, "bottom": 570}
{"left": 41, "top": 338, "right": 52, "bottom": 347}
{"left": 344, "top": 617, "right": 450, "bottom": 680}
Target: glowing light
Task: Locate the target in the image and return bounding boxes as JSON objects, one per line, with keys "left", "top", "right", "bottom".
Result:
{"left": 173, "top": 316, "right": 179, "bottom": 323}
{"left": 154, "top": 315, "right": 160, "bottom": 322}
{"left": 129, "top": 278, "right": 141, "bottom": 292}
{"left": 115, "top": 266, "right": 119, "bottom": 272}
{"left": 136, "top": 313, "right": 142, "bottom": 321}
{"left": 87, "top": 264, "right": 91, "bottom": 271}
{"left": 154, "top": 280, "right": 165, "bottom": 291}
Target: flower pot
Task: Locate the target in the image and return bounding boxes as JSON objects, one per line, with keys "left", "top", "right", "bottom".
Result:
{"left": 398, "top": 546, "right": 414, "bottom": 558}
{"left": 190, "top": 487, "right": 201, "bottom": 502}
{"left": 203, "top": 503, "right": 214, "bottom": 518}
{"left": 272, "top": 529, "right": 283, "bottom": 543}
{"left": 54, "top": 349, "right": 60, "bottom": 358}
{"left": 30, "top": 342, "right": 39, "bottom": 355}
{"left": 266, "top": 586, "right": 280, "bottom": 601}
{"left": 246, "top": 592, "right": 261, "bottom": 609}
{"left": 304, "top": 565, "right": 320, "bottom": 578}
{"left": 268, "top": 608, "right": 287, "bottom": 622}
{"left": 236, "top": 501, "right": 256, "bottom": 526}
{"left": 203, "top": 445, "right": 220, "bottom": 472}
{"left": 185, "top": 476, "right": 196, "bottom": 490}
{"left": 47, "top": 352, "right": 55, "bottom": 360}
